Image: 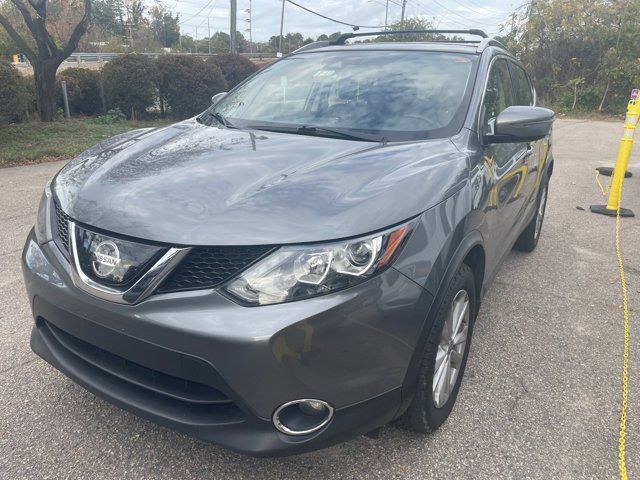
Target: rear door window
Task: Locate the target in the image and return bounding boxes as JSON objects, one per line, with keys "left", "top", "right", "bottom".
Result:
{"left": 482, "top": 58, "right": 513, "bottom": 134}
{"left": 510, "top": 62, "right": 533, "bottom": 106}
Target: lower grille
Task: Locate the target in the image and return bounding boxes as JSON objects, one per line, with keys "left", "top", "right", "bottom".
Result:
{"left": 158, "top": 245, "right": 274, "bottom": 293}
{"left": 39, "top": 319, "right": 244, "bottom": 424}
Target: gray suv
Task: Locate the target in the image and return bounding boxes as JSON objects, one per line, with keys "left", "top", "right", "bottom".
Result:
{"left": 22, "top": 29, "right": 554, "bottom": 456}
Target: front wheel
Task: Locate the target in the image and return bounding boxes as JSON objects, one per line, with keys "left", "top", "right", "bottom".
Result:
{"left": 403, "top": 263, "right": 476, "bottom": 432}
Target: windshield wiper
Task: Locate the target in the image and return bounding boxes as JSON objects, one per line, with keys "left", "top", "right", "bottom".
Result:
{"left": 248, "top": 124, "right": 384, "bottom": 143}
{"left": 201, "top": 109, "right": 234, "bottom": 128}
{"left": 296, "top": 125, "right": 385, "bottom": 143}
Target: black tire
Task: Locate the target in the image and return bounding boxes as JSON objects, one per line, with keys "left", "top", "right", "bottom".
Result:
{"left": 403, "top": 263, "right": 476, "bottom": 433}
{"left": 514, "top": 177, "right": 549, "bottom": 252}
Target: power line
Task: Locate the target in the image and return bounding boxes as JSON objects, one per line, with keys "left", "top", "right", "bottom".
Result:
{"left": 285, "top": 0, "right": 385, "bottom": 30}
{"left": 178, "top": 0, "right": 218, "bottom": 25}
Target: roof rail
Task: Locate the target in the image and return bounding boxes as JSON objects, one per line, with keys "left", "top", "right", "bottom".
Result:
{"left": 477, "top": 37, "right": 508, "bottom": 53}
{"left": 331, "top": 29, "right": 488, "bottom": 45}
{"left": 292, "top": 41, "right": 331, "bottom": 54}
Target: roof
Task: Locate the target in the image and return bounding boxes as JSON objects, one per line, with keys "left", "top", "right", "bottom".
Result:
{"left": 302, "top": 42, "right": 485, "bottom": 55}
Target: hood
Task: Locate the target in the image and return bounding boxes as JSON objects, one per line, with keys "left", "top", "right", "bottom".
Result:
{"left": 54, "top": 120, "right": 468, "bottom": 246}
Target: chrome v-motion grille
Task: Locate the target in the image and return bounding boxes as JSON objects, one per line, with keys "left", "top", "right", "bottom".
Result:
{"left": 68, "top": 222, "right": 189, "bottom": 305}
{"left": 52, "top": 202, "right": 273, "bottom": 301}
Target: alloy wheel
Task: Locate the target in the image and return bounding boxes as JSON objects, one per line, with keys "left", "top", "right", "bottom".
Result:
{"left": 432, "top": 289, "right": 470, "bottom": 408}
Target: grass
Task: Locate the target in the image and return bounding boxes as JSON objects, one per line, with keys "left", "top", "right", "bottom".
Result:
{"left": 0, "top": 117, "right": 170, "bottom": 168}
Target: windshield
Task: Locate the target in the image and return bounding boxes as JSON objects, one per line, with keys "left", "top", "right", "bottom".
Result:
{"left": 207, "top": 50, "right": 478, "bottom": 142}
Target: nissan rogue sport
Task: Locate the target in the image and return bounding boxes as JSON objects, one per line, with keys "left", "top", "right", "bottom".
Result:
{"left": 22, "top": 29, "right": 554, "bottom": 456}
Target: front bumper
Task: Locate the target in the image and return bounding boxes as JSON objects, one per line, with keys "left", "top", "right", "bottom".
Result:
{"left": 22, "top": 230, "right": 433, "bottom": 455}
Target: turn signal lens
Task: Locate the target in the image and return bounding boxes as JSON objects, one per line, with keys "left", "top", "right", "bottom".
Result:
{"left": 35, "top": 180, "right": 52, "bottom": 244}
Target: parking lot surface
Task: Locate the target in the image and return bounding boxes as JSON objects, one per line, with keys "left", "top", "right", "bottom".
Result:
{"left": 1, "top": 119, "right": 639, "bottom": 479}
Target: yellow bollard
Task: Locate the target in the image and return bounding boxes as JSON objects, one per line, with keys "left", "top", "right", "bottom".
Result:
{"left": 591, "top": 88, "right": 639, "bottom": 218}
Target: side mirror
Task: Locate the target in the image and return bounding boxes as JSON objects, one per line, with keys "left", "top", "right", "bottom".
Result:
{"left": 485, "top": 106, "right": 555, "bottom": 144}
{"left": 211, "top": 92, "right": 228, "bottom": 106}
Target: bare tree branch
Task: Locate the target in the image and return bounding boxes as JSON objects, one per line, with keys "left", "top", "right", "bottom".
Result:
{"left": 0, "top": 12, "right": 35, "bottom": 60}
{"left": 23, "top": 0, "right": 60, "bottom": 56}
{"left": 9, "top": 0, "right": 36, "bottom": 34}
{"left": 60, "top": 0, "right": 92, "bottom": 59}
{"left": 9, "top": 0, "right": 50, "bottom": 57}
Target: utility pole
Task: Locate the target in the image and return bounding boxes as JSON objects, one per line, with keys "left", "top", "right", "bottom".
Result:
{"left": 195, "top": 26, "right": 198, "bottom": 53}
{"left": 384, "top": 0, "right": 389, "bottom": 29}
{"left": 277, "top": 0, "right": 285, "bottom": 57}
{"left": 245, "top": 0, "right": 252, "bottom": 54}
{"left": 208, "top": 17, "right": 212, "bottom": 54}
{"left": 230, "top": 0, "right": 237, "bottom": 53}
{"left": 400, "top": 0, "right": 407, "bottom": 26}
{"left": 124, "top": 23, "right": 134, "bottom": 51}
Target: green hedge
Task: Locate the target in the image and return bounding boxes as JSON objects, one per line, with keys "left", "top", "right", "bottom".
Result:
{"left": 56, "top": 68, "right": 102, "bottom": 116}
{"left": 0, "top": 61, "right": 33, "bottom": 124}
{"left": 207, "top": 53, "right": 258, "bottom": 89}
{"left": 102, "top": 54, "right": 157, "bottom": 119}
{"left": 156, "top": 55, "right": 228, "bottom": 119}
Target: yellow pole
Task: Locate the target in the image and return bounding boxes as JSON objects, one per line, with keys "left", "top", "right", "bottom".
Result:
{"left": 591, "top": 89, "right": 639, "bottom": 218}
{"left": 607, "top": 91, "right": 640, "bottom": 210}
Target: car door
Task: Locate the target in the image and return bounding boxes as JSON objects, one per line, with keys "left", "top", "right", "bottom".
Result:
{"left": 480, "top": 57, "right": 531, "bottom": 266}
{"left": 509, "top": 60, "right": 548, "bottom": 225}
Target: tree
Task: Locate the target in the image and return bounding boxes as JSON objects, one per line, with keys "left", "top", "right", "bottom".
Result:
{"left": 0, "top": 0, "right": 92, "bottom": 121}
{"left": 124, "top": 0, "right": 144, "bottom": 26}
{"left": 92, "top": 0, "right": 124, "bottom": 36}
{"left": 284, "top": 32, "right": 303, "bottom": 51}
{"left": 502, "top": 0, "right": 640, "bottom": 112}
{"left": 149, "top": 4, "right": 179, "bottom": 48}
{"left": 373, "top": 18, "right": 435, "bottom": 42}
{"left": 210, "top": 31, "right": 230, "bottom": 52}
{"left": 178, "top": 34, "right": 195, "bottom": 52}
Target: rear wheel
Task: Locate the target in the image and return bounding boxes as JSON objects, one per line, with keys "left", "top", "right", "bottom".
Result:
{"left": 403, "top": 263, "right": 476, "bottom": 432}
{"left": 514, "top": 178, "right": 548, "bottom": 252}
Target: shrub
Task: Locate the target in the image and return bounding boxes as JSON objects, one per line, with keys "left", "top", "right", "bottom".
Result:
{"left": 56, "top": 68, "right": 102, "bottom": 116}
{"left": 156, "top": 55, "right": 228, "bottom": 119}
{"left": 94, "top": 108, "right": 126, "bottom": 124}
{"left": 207, "top": 53, "right": 257, "bottom": 89}
{"left": 102, "top": 54, "right": 157, "bottom": 119}
{"left": 0, "top": 61, "right": 32, "bottom": 124}
{"left": 556, "top": 85, "right": 603, "bottom": 112}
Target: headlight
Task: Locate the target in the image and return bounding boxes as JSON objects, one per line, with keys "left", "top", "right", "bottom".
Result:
{"left": 223, "top": 222, "right": 414, "bottom": 306}
{"left": 35, "top": 180, "right": 53, "bottom": 244}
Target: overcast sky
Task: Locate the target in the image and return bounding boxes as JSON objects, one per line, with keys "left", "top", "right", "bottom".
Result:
{"left": 174, "top": 0, "right": 525, "bottom": 42}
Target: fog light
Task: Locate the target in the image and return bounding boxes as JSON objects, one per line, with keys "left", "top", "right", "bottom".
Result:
{"left": 273, "top": 399, "right": 334, "bottom": 435}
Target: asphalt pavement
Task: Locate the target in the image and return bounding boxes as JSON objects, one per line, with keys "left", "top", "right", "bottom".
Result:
{"left": 1, "top": 119, "right": 639, "bottom": 479}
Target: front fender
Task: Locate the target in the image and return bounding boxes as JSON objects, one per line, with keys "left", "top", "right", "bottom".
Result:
{"left": 392, "top": 186, "right": 487, "bottom": 416}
